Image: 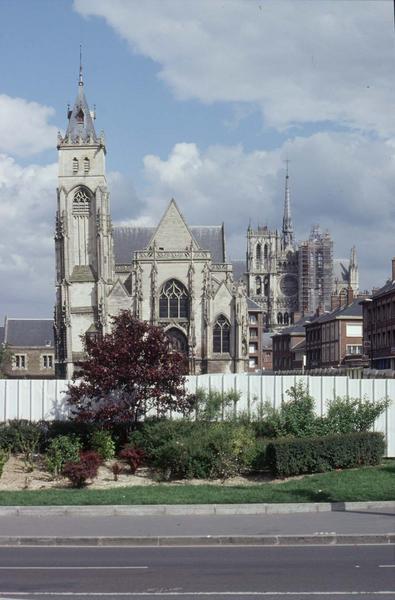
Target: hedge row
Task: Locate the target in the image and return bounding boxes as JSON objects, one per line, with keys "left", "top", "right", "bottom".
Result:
{"left": 266, "top": 431, "right": 385, "bottom": 478}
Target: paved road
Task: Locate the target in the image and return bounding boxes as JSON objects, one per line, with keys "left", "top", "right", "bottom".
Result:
{"left": 0, "top": 509, "right": 394, "bottom": 538}
{"left": 0, "top": 545, "right": 394, "bottom": 599}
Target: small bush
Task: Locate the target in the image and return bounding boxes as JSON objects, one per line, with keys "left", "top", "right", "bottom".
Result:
{"left": 266, "top": 431, "right": 385, "bottom": 478}
{"left": 111, "top": 462, "right": 122, "bottom": 481}
{"left": 89, "top": 430, "right": 115, "bottom": 460}
{"left": 194, "top": 388, "right": 241, "bottom": 421}
{"left": 39, "top": 420, "right": 96, "bottom": 451}
{"left": 45, "top": 435, "right": 82, "bottom": 477}
{"left": 62, "top": 451, "right": 101, "bottom": 488}
{"left": 325, "top": 396, "right": 390, "bottom": 434}
{"left": 119, "top": 447, "right": 145, "bottom": 474}
{"left": 0, "top": 420, "right": 43, "bottom": 454}
{"left": 133, "top": 420, "right": 256, "bottom": 481}
{"left": 0, "top": 450, "right": 8, "bottom": 478}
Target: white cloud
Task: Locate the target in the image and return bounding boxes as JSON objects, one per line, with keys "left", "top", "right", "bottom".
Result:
{"left": 74, "top": 0, "right": 395, "bottom": 135}
{"left": 0, "top": 95, "right": 58, "bottom": 157}
{"left": 139, "top": 135, "right": 395, "bottom": 291}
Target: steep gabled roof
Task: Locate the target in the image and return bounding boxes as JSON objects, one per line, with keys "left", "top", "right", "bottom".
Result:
{"left": 65, "top": 80, "right": 97, "bottom": 143}
{"left": 112, "top": 203, "right": 226, "bottom": 265}
{"left": 4, "top": 319, "right": 54, "bottom": 347}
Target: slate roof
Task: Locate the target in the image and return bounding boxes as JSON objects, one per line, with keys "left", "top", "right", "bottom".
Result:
{"left": 370, "top": 279, "right": 395, "bottom": 300}
{"left": 308, "top": 299, "right": 363, "bottom": 325}
{"left": 262, "top": 332, "right": 273, "bottom": 349}
{"left": 273, "top": 315, "right": 315, "bottom": 336}
{"left": 334, "top": 258, "right": 350, "bottom": 283}
{"left": 113, "top": 225, "right": 226, "bottom": 265}
{"left": 4, "top": 319, "right": 54, "bottom": 348}
{"left": 65, "top": 82, "right": 97, "bottom": 143}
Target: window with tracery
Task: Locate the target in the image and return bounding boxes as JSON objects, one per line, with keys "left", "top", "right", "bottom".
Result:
{"left": 213, "top": 315, "right": 230, "bottom": 353}
{"left": 159, "top": 279, "right": 189, "bottom": 319}
{"left": 73, "top": 188, "right": 90, "bottom": 216}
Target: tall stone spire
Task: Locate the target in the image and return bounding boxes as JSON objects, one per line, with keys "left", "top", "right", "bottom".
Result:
{"left": 64, "top": 49, "right": 97, "bottom": 144}
{"left": 282, "top": 161, "right": 294, "bottom": 247}
{"left": 349, "top": 245, "right": 359, "bottom": 292}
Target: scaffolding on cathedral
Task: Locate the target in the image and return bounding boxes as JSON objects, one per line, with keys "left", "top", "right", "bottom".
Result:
{"left": 298, "top": 225, "right": 334, "bottom": 315}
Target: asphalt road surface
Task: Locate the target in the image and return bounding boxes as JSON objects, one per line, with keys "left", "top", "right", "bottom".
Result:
{"left": 0, "top": 544, "right": 394, "bottom": 599}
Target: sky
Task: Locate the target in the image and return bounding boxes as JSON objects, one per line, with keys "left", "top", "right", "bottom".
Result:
{"left": 0, "top": 0, "right": 394, "bottom": 321}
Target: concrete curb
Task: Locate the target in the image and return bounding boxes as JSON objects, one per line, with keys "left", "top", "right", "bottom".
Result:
{"left": 0, "top": 533, "right": 393, "bottom": 547}
{"left": 0, "top": 501, "right": 393, "bottom": 517}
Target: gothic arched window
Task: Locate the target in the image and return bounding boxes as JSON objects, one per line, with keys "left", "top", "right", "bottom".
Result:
{"left": 256, "top": 276, "right": 262, "bottom": 295}
{"left": 72, "top": 188, "right": 92, "bottom": 266}
{"left": 72, "top": 158, "right": 79, "bottom": 174}
{"left": 256, "top": 243, "right": 262, "bottom": 262}
{"left": 159, "top": 279, "right": 189, "bottom": 319}
{"left": 277, "top": 312, "right": 283, "bottom": 325}
{"left": 284, "top": 312, "right": 289, "bottom": 325}
{"left": 213, "top": 315, "right": 231, "bottom": 353}
{"left": 264, "top": 244, "right": 268, "bottom": 259}
{"left": 72, "top": 188, "right": 90, "bottom": 216}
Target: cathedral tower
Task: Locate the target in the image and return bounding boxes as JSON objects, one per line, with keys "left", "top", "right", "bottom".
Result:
{"left": 54, "top": 62, "right": 114, "bottom": 378}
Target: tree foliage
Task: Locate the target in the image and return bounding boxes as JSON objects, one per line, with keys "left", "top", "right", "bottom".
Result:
{"left": 67, "top": 311, "right": 192, "bottom": 427}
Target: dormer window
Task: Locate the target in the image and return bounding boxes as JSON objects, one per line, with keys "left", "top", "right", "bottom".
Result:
{"left": 72, "top": 158, "right": 79, "bottom": 174}
{"left": 76, "top": 108, "right": 84, "bottom": 124}
{"left": 84, "top": 157, "right": 90, "bottom": 174}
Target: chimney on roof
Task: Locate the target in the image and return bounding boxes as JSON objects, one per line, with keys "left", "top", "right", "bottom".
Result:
{"left": 346, "top": 285, "right": 354, "bottom": 306}
{"left": 331, "top": 292, "right": 339, "bottom": 311}
{"left": 392, "top": 257, "right": 395, "bottom": 282}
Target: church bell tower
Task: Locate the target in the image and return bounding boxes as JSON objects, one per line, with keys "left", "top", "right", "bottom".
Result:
{"left": 54, "top": 57, "right": 114, "bottom": 378}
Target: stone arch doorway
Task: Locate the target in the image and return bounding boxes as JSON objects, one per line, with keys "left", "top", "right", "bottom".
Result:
{"left": 166, "top": 327, "right": 189, "bottom": 374}
{"left": 166, "top": 327, "right": 188, "bottom": 355}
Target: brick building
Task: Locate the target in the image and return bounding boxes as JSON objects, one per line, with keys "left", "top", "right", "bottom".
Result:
{"left": 305, "top": 299, "right": 364, "bottom": 370}
{"left": 1, "top": 318, "right": 55, "bottom": 379}
{"left": 272, "top": 316, "right": 311, "bottom": 371}
{"left": 362, "top": 259, "right": 395, "bottom": 370}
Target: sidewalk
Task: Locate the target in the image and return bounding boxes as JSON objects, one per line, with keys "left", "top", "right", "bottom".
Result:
{"left": 0, "top": 501, "right": 393, "bottom": 546}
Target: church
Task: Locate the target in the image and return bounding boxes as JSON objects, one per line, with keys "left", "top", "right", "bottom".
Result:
{"left": 54, "top": 73, "right": 248, "bottom": 378}
{"left": 54, "top": 70, "right": 359, "bottom": 378}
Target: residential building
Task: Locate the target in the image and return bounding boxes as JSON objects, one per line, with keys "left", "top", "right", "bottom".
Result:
{"left": 272, "top": 316, "right": 311, "bottom": 371}
{"left": 361, "top": 258, "right": 395, "bottom": 370}
{"left": 0, "top": 318, "right": 55, "bottom": 379}
{"left": 305, "top": 299, "right": 364, "bottom": 370}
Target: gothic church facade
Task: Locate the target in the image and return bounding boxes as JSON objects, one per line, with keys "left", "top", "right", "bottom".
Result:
{"left": 54, "top": 75, "right": 248, "bottom": 378}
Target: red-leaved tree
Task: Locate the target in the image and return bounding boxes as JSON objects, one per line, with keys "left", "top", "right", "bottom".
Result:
{"left": 67, "top": 311, "right": 193, "bottom": 427}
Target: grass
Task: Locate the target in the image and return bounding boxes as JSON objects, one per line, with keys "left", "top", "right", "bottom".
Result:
{"left": 0, "top": 460, "right": 394, "bottom": 506}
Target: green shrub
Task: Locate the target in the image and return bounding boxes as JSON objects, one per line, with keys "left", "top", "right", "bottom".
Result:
{"left": 0, "top": 450, "right": 8, "bottom": 478}
{"left": 131, "top": 420, "right": 256, "bottom": 481}
{"left": 325, "top": 396, "right": 390, "bottom": 434}
{"left": 194, "top": 388, "right": 241, "bottom": 422}
{"left": 45, "top": 435, "right": 82, "bottom": 477}
{"left": 89, "top": 430, "right": 115, "bottom": 460}
{"left": 39, "top": 420, "right": 96, "bottom": 451}
{"left": 0, "top": 420, "right": 43, "bottom": 454}
{"left": 266, "top": 431, "right": 385, "bottom": 478}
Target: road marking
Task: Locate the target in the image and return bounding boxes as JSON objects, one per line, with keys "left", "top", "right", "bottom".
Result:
{"left": 379, "top": 565, "right": 395, "bottom": 568}
{"left": 0, "top": 566, "right": 148, "bottom": 570}
{"left": 1, "top": 592, "right": 395, "bottom": 596}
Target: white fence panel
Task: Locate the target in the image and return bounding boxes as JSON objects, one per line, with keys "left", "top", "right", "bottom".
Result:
{"left": 0, "top": 375, "right": 394, "bottom": 456}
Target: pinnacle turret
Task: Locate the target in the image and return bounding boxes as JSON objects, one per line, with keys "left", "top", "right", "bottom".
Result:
{"left": 64, "top": 51, "right": 97, "bottom": 144}
{"left": 282, "top": 162, "right": 294, "bottom": 247}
